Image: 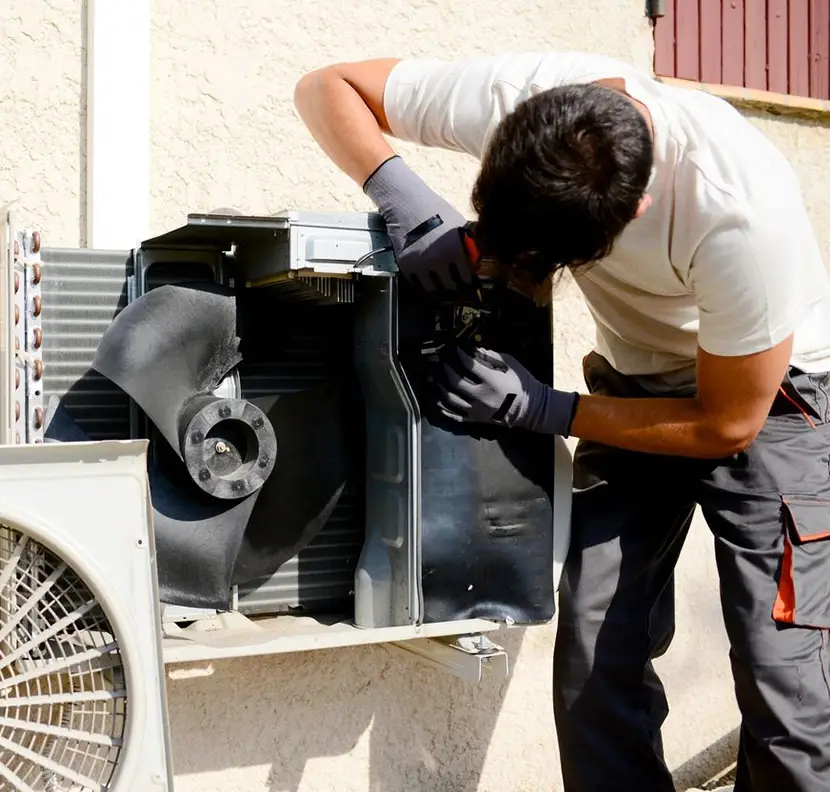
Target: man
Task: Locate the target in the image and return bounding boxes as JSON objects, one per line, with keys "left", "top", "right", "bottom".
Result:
{"left": 294, "top": 51, "right": 830, "bottom": 792}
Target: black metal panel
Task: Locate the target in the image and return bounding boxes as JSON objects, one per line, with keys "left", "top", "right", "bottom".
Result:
{"left": 39, "top": 248, "right": 132, "bottom": 441}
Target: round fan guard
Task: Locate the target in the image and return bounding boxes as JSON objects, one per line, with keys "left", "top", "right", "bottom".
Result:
{"left": 0, "top": 519, "right": 140, "bottom": 791}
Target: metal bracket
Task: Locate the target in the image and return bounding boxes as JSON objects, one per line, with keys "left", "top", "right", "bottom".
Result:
{"left": 387, "top": 633, "right": 510, "bottom": 684}
{"left": 0, "top": 205, "right": 15, "bottom": 445}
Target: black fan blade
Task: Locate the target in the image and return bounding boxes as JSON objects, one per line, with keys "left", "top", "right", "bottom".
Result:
{"left": 91, "top": 283, "right": 276, "bottom": 500}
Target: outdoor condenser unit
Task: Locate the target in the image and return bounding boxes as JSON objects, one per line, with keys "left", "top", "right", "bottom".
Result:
{"left": 1, "top": 206, "right": 573, "bottom": 785}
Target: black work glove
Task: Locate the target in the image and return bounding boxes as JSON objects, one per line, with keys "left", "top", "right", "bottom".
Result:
{"left": 363, "top": 155, "right": 473, "bottom": 293}
{"left": 434, "top": 346, "right": 580, "bottom": 437}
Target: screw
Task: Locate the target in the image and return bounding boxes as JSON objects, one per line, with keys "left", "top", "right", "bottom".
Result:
{"left": 258, "top": 455, "right": 269, "bottom": 468}
{"left": 191, "top": 430, "right": 204, "bottom": 444}
{"left": 215, "top": 441, "right": 229, "bottom": 454}
{"left": 231, "top": 480, "right": 244, "bottom": 493}
{"left": 218, "top": 405, "right": 231, "bottom": 419}
{"left": 252, "top": 417, "right": 263, "bottom": 429}
{"left": 198, "top": 468, "right": 211, "bottom": 481}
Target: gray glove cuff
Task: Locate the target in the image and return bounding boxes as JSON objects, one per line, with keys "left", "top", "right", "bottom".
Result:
{"left": 363, "top": 155, "right": 440, "bottom": 231}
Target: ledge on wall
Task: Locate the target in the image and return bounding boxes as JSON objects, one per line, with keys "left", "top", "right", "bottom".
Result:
{"left": 657, "top": 77, "right": 830, "bottom": 125}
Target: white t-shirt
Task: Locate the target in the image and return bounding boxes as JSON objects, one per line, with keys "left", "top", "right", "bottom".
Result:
{"left": 382, "top": 51, "right": 830, "bottom": 378}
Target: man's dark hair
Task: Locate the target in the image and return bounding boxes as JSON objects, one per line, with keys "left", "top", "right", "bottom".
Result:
{"left": 471, "top": 82, "right": 653, "bottom": 283}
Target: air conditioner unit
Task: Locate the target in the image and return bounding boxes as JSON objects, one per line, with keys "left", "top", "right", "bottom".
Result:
{"left": 3, "top": 204, "right": 573, "bottom": 685}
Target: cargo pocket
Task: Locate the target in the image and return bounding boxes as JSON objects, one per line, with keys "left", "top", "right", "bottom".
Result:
{"left": 772, "top": 496, "right": 830, "bottom": 628}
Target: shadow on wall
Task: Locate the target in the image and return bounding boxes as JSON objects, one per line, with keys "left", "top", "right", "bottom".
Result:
{"left": 166, "top": 628, "right": 526, "bottom": 792}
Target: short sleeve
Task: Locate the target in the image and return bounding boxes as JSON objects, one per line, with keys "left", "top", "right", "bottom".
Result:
{"left": 689, "top": 212, "right": 800, "bottom": 358}
{"left": 382, "top": 52, "right": 613, "bottom": 160}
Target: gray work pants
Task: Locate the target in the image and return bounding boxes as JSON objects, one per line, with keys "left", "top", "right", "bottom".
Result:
{"left": 553, "top": 352, "right": 830, "bottom": 792}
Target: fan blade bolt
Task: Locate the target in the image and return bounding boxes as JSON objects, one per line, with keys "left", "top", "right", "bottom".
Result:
{"left": 219, "top": 405, "right": 231, "bottom": 419}
{"left": 258, "top": 455, "right": 269, "bottom": 468}
{"left": 215, "top": 441, "right": 229, "bottom": 454}
{"left": 198, "top": 468, "right": 211, "bottom": 481}
{"left": 252, "top": 417, "right": 263, "bottom": 429}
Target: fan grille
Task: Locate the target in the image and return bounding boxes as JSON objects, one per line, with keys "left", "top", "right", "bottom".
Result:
{"left": 0, "top": 525, "right": 128, "bottom": 791}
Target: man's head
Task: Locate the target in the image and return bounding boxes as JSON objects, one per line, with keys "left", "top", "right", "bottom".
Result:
{"left": 471, "top": 81, "right": 654, "bottom": 288}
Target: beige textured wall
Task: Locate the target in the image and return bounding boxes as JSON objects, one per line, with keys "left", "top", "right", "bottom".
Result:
{"left": 3, "top": 1, "right": 830, "bottom": 790}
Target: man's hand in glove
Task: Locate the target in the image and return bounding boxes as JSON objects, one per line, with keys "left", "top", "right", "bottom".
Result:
{"left": 434, "top": 346, "right": 580, "bottom": 437}
{"left": 363, "top": 155, "right": 473, "bottom": 293}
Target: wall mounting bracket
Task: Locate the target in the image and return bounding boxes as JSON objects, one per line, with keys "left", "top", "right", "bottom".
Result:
{"left": 387, "top": 633, "right": 510, "bottom": 684}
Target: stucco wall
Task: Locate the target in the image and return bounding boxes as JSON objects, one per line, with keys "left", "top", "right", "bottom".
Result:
{"left": 3, "top": 1, "right": 830, "bottom": 790}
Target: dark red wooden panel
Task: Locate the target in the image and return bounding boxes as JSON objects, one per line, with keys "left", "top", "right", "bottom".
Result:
{"left": 654, "top": 0, "right": 677, "bottom": 78}
{"left": 676, "top": 0, "right": 701, "bottom": 80}
{"left": 652, "top": 0, "right": 827, "bottom": 100}
{"left": 700, "top": 0, "right": 723, "bottom": 83}
{"left": 767, "top": 0, "right": 789, "bottom": 94}
{"left": 744, "top": 0, "right": 768, "bottom": 89}
{"left": 790, "top": 0, "right": 811, "bottom": 96}
{"left": 811, "top": 0, "right": 830, "bottom": 99}
{"left": 722, "top": 0, "right": 745, "bottom": 87}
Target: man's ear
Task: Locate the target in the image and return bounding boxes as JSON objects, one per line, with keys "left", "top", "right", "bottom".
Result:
{"left": 634, "top": 193, "right": 653, "bottom": 218}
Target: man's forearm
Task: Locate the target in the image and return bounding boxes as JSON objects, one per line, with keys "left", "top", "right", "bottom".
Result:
{"left": 568, "top": 392, "right": 757, "bottom": 459}
{"left": 293, "top": 68, "right": 395, "bottom": 185}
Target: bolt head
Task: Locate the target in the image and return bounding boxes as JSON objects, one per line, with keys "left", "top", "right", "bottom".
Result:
{"left": 198, "top": 468, "right": 211, "bottom": 481}
{"left": 252, "top": 416, "right": 264, "bottom": 429}
{"left": 218, "top": 406, "right": 231, "bottom": 419}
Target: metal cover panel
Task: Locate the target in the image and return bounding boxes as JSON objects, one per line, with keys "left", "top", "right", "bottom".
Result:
{"left": 39, "top": 248, "right": 132, "bottom": 441}
{"left": 140, "top": 213, "right": 290, "bottom": 249}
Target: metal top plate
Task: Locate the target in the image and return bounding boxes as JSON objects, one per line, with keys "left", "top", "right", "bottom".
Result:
{"left": 140, "top": 210, "right": 387, "bottom": 250}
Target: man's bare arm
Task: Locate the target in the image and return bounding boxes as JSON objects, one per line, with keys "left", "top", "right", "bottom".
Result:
{"left": 569, "top": 336, "right": 794, "bottom": 458}
{"left": 293, "top": 59, "right": 401, "bottom": 185}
